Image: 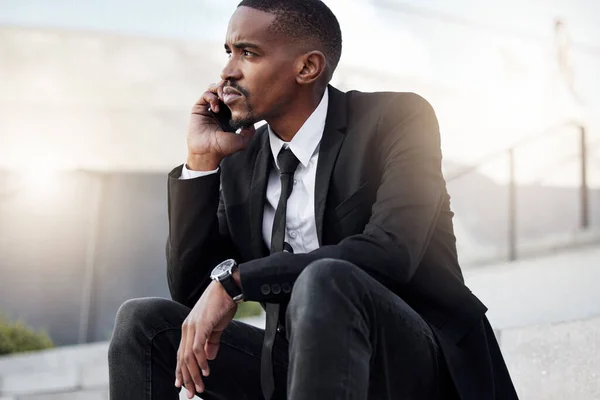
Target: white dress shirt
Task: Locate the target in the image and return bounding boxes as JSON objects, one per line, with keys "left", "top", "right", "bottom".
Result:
{"left": 180, "top": 88, "right": 329, "bottom": 255}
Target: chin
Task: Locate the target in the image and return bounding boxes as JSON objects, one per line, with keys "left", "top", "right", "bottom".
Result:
{"left": 230, "top": 117, "right": 254, "bottom": 131}
{"left": 230, "top": 111, "right": 256, "bottom": 130}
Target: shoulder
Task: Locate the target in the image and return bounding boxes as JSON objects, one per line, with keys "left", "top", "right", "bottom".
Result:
{"left": 346, "top": 90, "right": 435, "bottom": 118}
{"left": 346, "top": 91, "right": 440, "bottom": 155}
{"left": 341, "top": 90, "right": 438, "bottom": 139}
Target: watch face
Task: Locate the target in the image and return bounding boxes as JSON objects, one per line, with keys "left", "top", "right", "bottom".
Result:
{"left": 211, "top": 259, "right": 236, "bottom": 280}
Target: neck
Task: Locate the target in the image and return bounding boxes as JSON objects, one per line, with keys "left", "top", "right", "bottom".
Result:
{"left": 267, "top": 86, "right": 325, "bottom": 142}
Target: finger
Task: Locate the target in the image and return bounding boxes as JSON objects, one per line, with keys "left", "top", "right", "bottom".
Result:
{"left": 205, "top": 330, "right": 223, "bottom": 361}
{"left": 180, "top": 362, "right": 198, "bottom": 399}
{"left": 240, "top": 126, "right": 256, "bottom": 141}
{"left": 208, "top": 82, "right": 225, "bottom": 108}
{"left": 239, "top": 124, "right": 255, "bottom": 136}
{"left": 175, "top": 351, "right": 183, "bottom": 388}
{"left": 238, "top": 124, "right": 256, "bottom": 146}
{"left": 201, "top": 91, "right": 220, "bottom": 113}
{"left": 181, "top": 323, "right": 202, "bottom": 397}
{"left": 184, "top": 328, "right": 206, "bottom": 394}
{"left": 192, "top": 328, "right": 211, "bottom": 378}
{"left": 195, "top": 83, "right": 220, "bottom": 107}
{"left": 207, "top": 82, "right": 222, "bottom": 94}
{"left": 204, "top": 82, "right": 222, "bottom": 98}
{"left": 212, "top": 79, "right": 226, "bottom": 97}
{"left": 175, "top": 322, "right": 187, "bottom": 388}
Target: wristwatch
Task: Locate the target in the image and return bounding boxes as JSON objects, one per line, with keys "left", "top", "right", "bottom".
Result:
{"left": 210, "top": 259, "right": 244, "bottom": 303}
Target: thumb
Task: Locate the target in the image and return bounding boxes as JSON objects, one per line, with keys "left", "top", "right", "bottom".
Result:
{"left": 205, "top": 330, "right": 223, "bottom": 360}
{"left": 238, "top": 124, "right": 256, "bottom": 146}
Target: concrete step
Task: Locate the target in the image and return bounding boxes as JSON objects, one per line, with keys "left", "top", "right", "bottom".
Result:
{"left": 2, "top": 259, "right": 599, "bottom": 399}
{"left": 501, "top": 315, "right": 600, "bottom": 400}
{"left": 0, "top": 316, "right": 264, "bottom": 398}
{"left": 464, "top": 245, "right": 600, "bottom": 329}
{"left": 0, "top": 342, "right": 109, "bottom": 397}
{"left": 0, "top": 342, "right": 109, "bottom": 375}
{"left": 17, "top": 391, "right": 107, "bottom": 400}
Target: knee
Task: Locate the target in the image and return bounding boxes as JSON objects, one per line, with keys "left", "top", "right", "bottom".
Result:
{"left": 293, "top": 258, "right": 361, "bottom": 295}
{"left": 288, "top": 259, "right": 363, "bottom": 320}
{"left": 109, "top": 297, "right": 165, "bottom": 354}
{"left": 113, "top": 297, "right": 156, "bottom": 330}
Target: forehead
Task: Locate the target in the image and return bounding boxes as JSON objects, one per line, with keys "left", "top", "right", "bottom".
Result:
{"left": 226, "top": 6, "right": 279, "bottom": 46}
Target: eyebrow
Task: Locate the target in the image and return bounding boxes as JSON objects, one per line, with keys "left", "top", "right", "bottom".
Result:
{"left": 224, "top": 42, "right": 261, "bottom": 51}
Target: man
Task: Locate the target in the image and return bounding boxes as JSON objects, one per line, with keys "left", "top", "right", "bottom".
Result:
{"left": 108, "top": 0, "right": 518, "bottom": 399}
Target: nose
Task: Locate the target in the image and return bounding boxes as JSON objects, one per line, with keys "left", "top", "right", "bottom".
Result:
{"left": 220, "top": 57, "right": 242, "bottom": 82}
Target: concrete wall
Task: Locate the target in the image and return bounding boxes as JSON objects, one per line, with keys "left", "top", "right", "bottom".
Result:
{"left": 0, "top": 171, "right": 171, "bottom": 346}
{"left": 0, "top": 27, "right": 222, "bottom": 172}
{"left": 1, "top": 167, "right": 598, "bottom": 348}
{"left": 464, "top": 245, "right": 600, "bottom": 329}
{"left": 0, "top": 26, "right": 451, "bottom": 173}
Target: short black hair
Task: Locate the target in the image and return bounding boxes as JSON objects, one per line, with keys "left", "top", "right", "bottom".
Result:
{"left": 237, "top": 0, "right": 342, "bottom": 80}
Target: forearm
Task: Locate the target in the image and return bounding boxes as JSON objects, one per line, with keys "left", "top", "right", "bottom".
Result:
{"left": 238, "top": 229, "right": 433, "bottom": 303}
{"left": 166, "top": 165, "right": 236, "bottom": 307}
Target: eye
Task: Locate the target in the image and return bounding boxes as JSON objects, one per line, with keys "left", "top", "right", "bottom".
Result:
{"left": 225, "top": 49, "right": 232, "bottom": 58}
{"left": 242, "top": 50, "right": 254, "bottom": 57}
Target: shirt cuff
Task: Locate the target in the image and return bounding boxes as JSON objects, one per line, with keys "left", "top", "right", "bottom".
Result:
{"left": 179, "top": 163, "right": 220, "bottom": 179}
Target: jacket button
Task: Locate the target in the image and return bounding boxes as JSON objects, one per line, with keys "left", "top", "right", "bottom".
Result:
{"left": 271, "top": 283, "right": 281, "bottom": 295}
{"left": 282, "top": 282, "right": 292, "bottom": 294}
{"left": 260, "top": 284, "right": 271, "bottom": 295}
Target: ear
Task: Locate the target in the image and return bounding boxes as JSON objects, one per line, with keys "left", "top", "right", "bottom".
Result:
{"left": 295, "top": 51, "right": 327, "bottom": 85}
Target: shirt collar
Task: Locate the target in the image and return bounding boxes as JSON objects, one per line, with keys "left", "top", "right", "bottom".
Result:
{"left": 268, "top": 87, "right": 329, "bottom": 169}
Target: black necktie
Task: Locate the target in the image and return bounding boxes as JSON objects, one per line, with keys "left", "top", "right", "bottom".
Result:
{"left": 261, "top": 147, "right": 300, "bottom": 400}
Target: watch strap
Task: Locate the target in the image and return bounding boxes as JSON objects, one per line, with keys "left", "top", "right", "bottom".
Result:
{"left": 219, "top": 274, "right": 244, "bottom": 303}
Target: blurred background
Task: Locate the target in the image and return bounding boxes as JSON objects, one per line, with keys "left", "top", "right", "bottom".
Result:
{"left": 0, "top": 0, "right": 599, "bottom": 399}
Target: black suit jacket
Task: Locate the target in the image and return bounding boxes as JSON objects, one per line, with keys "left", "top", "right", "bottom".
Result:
{"left": 166, "top": 86, "right": 518, "bottom": 399}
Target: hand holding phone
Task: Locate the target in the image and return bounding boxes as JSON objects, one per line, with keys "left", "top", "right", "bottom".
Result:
{"left": 186, "top": 83, "right": 255, "bottom": 171}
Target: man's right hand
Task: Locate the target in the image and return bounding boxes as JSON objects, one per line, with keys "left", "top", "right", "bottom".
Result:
{"left": 186, "top": 82, "right": 256, "bottom": 171}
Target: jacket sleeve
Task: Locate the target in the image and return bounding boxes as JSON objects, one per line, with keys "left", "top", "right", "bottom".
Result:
{"left": 166, "top": 165, "right": 239, "bottom": 307}
{"left": 239, "top": 93, "right": 446, "bottom": 303}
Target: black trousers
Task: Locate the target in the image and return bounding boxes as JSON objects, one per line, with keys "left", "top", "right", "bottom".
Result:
{"left": 108, "top": 259, "right": 453, "bottom": 399}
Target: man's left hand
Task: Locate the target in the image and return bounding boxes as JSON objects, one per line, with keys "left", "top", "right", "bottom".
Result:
{"left": 175, "top": 280, "right": 238, "bottom": 398}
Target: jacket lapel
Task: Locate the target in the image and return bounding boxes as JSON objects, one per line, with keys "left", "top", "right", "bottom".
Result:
{"left": 249, "top": 129, "right": 272, "bottom": 259}
{"left": 247, "top": 86, "right": 348, "bottom": 254}
{"left": 314, "top": 86, "right": 348, "bottom": 245}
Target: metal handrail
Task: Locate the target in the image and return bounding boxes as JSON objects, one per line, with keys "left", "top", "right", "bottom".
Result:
{"left": 446, "top": 120, "right": 581, "bottom": 182}
{"left": 446, "top": 120, "right": 589, "bottom": 262}
{"left": 530, "top": 138, "right": 600, "bottom": 186}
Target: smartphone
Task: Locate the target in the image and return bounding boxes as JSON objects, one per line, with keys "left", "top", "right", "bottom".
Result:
{"left": 208, "top": 100, "right": 237, "bottom": 133}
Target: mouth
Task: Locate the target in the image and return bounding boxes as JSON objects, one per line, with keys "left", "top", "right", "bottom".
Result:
{"left": 223, "top": 92, "right": 242, "bottom": 105}
{"left": 222, "top": 87, "right": 243, "bottom": 105}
